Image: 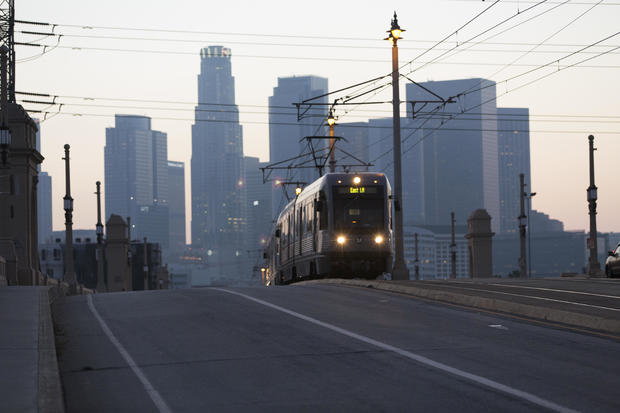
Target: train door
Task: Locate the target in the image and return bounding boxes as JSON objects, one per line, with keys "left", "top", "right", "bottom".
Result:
{"left": 298, "top": 206, "right": 303, "bottom": 256}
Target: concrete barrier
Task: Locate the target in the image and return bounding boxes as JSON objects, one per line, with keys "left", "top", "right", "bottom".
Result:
{"left": 39, "top": 287, "right": 65, "bottom": 413}
{"left": 303, "top": 279, "right": 620, "bottom": 335}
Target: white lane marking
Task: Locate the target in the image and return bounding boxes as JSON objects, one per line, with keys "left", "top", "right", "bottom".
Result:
{"left": 87, "top": 295, "right": 173, "bottom": 413}
{"left": 489, "top": 324, "right": 509, "bottom": 330}
{"left": 487, "top": 283, "right": 620, "bottom": 300}
{"left": 441, "top": 285, "right": 620, "bottom": 313}
{"left": 214, "top": 288, "right": 578, "bottom": 413}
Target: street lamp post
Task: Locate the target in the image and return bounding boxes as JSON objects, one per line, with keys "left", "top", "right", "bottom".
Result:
{"left": 450, "top": 212, "right": 456, "bottom": 279}
{"left": 587, "top": 134, "right": 601, "bottom": 276}
{"left": 327, "top": 111, "right": 336, "bottom": 173}
{"left": 95, "top": 181, "right": 105, "bottom": 292}
{"left": 387, "top": 12, "right": 410, "bottom": 281}
{"left": 518, "top": 173, "right": 527, "bottom": 278}
{"left": 526, "top": 192, "right": 536, "bottom": 278}
{"left": 63, "top": 144, "right": 77, "bottom": 293}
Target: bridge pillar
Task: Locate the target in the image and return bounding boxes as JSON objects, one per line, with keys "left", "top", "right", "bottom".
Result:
{"left": 465, "top": 209, "right": 495, "bottom": 278}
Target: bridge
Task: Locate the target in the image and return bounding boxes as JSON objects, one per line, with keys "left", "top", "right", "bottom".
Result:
{"left": 3, "top": 276, "right": 620, "bottom": 412}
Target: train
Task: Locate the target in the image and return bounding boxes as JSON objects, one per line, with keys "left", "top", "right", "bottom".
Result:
{"left": 264, "top": 172, "right": 393, "bottom": 285}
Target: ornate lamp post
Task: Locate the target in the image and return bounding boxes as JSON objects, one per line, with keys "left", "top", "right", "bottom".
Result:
{"left": 587, "top": 135, "right": 601, "bottom": 276}
{"left": 95, "top": 181, "right": 106, "bottom": 292}
{"left": 63, "top": 144, "right": 77, "bottom": 293}
{"left": 386, "top": 12, "right": 410, "bottom": 280}
{"left": 527, "top": 191, "right": 536, "bottom": 278}
{"left": 327, "top": 110, "right": 336, "bottom": 173}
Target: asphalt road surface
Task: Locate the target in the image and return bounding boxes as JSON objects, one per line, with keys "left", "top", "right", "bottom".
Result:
{"left": 53, "top": 285, "right": 620, "bottom": 412}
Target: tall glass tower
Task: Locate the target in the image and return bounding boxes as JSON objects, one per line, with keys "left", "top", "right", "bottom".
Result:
{"left": 104, "top": 115, "right": 169, "bottom": 248}
{"left": 268, "top": 76, "right": 327, "bottom": 219}
{"left": 498, "top": 107, "right": 530, "bottom": 234}
{"left": 406, "top": 78, "right": 500, "bottom": 233}
{"left": 191, "top": 46, "right": 246, "bottom": 277}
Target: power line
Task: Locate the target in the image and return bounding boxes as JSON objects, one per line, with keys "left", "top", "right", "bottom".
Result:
{"left": 22, "top": 108, "right": 620, "bottom": 135}
{"left": 430, "top": 0, "right": 572, "bottom": 69}
{"left": 14, "top": 30, "right": 620, "bottom": 56}
{"left": 401, "top": 0, "right": 552, "bottom": 74}
{"left": 21, "top": 100, "right": 620, "bottom": 125}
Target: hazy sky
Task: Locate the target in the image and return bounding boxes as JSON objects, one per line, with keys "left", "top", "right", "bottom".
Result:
{"left": 16, "top": 0, "right": 620, "bottom": 240}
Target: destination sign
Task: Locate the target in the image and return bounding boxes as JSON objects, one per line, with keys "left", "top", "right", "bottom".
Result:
{"left": 336, "top": 186, "right": 378, "bottom": 195}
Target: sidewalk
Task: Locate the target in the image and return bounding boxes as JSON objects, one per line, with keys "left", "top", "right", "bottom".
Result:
{"left": 0, "top": 286, "right": 64, "bottom": 413}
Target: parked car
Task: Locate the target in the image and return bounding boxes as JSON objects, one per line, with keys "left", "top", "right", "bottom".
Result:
{"left": 605, "top": 243, "right": 620, "bottom": 277}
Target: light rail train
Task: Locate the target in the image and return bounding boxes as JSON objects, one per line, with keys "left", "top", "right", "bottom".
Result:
{"left": 264, "top": 173, "right": 393, "bottom": 285}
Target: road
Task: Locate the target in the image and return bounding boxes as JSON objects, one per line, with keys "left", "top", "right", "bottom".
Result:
{"left": 53, "top": 284, "right": 620, "bottom": 412}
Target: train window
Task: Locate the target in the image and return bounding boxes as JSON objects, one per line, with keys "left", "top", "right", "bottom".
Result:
{"left": 319, "top": 191, "right": 327, "bottom": 230}
{"left": 333, "top": 186, "right": 384, "bottom": 230}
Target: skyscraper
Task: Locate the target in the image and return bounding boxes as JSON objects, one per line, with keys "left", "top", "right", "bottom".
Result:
{"left": 406, "top": 78, "right": 500, "bottom": 232}
{"left": 367, "top": 117, "right": 425, "bottom": 225}
{"left": 497, "top": 107, "right": 531, "bottom": 234}
{"left": 34, "top": 119, "right": 53, "bottom": 244}
{"left": 268, "top": 76, "right": 328, "bottom": 218}
{"left": 337, "top": 122, "right": 369, "bottom": 173}
{"left": 167, "top": 160, "right": 186, "bottom": 252}
{"left": 244, "top": 157, "right": 273, "bottom": 266}
{"left": 104, "top": 115, "right": 169, "bottom": 247}
{"left": 191, "top": 46, "right": 246, "bottom": 277}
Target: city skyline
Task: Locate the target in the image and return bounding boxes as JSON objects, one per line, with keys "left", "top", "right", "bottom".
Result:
{"left": 17, "top": 1, "right": 620, "bottom": 239}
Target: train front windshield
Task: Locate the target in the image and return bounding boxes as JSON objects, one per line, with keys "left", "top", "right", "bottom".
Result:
{"left": 333, "top": 185, "right": 385, "bottom": 230}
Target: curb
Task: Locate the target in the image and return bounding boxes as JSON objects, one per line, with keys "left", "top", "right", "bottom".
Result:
{"left": 38, "top": 287, "right": 65, "bottom": 413}
{"left": 303, "top": 279, "right": 620, "bottom": 335}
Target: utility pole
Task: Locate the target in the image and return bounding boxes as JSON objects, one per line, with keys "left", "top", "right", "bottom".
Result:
{"left": 0, "top": 0, "right": 15, "bottom": 103}
{"left": 450, "top": 212, "right": 456, "bottom": 279}
{"left": 127, "top": 216, "right": 131, "bottom": 241}
{"left": 387, "top": 12, "right": 409, "bottom": 281}
{"left": 587, "top": 135, "right": 601, "bottom": 276}
{"left": 63, "top": 144, "right": 77, "bottom": 293}
{"left": 95, "top": 181, "right": 105, "bottom": 292}
{"left": 0, "top": 45, "right": 10, "bottom": 166}
{"left": 143, "top": 237, "right": 148, "bottom": 290}
{"left": 518, "top": 173, "right": 527, "bottom": 278}
{"left": 414, "top": 232, "right": 419, "bottom": 280}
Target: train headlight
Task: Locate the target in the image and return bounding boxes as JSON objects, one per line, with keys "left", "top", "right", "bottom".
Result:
{"left": 353, "top": 176, "right": 361, "bottom": 185}
{"left": 337, "top": 236, "right": 346, "bottom": 245}
{"left": 374, "top": 235, "right": 384, "bottom": 244}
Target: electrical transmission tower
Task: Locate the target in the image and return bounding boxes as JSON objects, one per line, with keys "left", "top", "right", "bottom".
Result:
{"left": 0, "top": 0, "right": 14, "bottom": 103}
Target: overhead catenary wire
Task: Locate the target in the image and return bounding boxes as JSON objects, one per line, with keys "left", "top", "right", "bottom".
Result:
{"left": 422, "top": 0, "right": 572, "bottom": 71}
{"left": 466, "top": 0, "right": 604, "bottom": 93}
{"left": 400, "top": 0, "right": 552, "bottom": 75}
{"left": 374, "top": 40, "right": 620, "bottom": 170}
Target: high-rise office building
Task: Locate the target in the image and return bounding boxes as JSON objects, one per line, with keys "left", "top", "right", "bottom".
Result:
{"left": 497, "top": 107, "right": 531, "bottom": 234}
{"left": 244, "top": 157, "right": 273, "bottom": 267}
{"left": 167, "top": 161, "right": 186, "bottom": 252}
{"left": 268, "top": 76, "right": 328, "bottom": 218}
{"left": 191, "top": 46, "right": 246, "bottom": 276}
{"left": 33, "top": 119, "right": 53, "bottom": 244}
{"left": 406, "top": 78, "right": 500, "bottom": 233}
{"left": 104, "top": 115, "right": 169, "bottom": 247}
{"left": 367, "top": 117, "right": 425, "bottom": 225}
{"left": 337, "top": 122, "right": 369, "bottom": 173}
